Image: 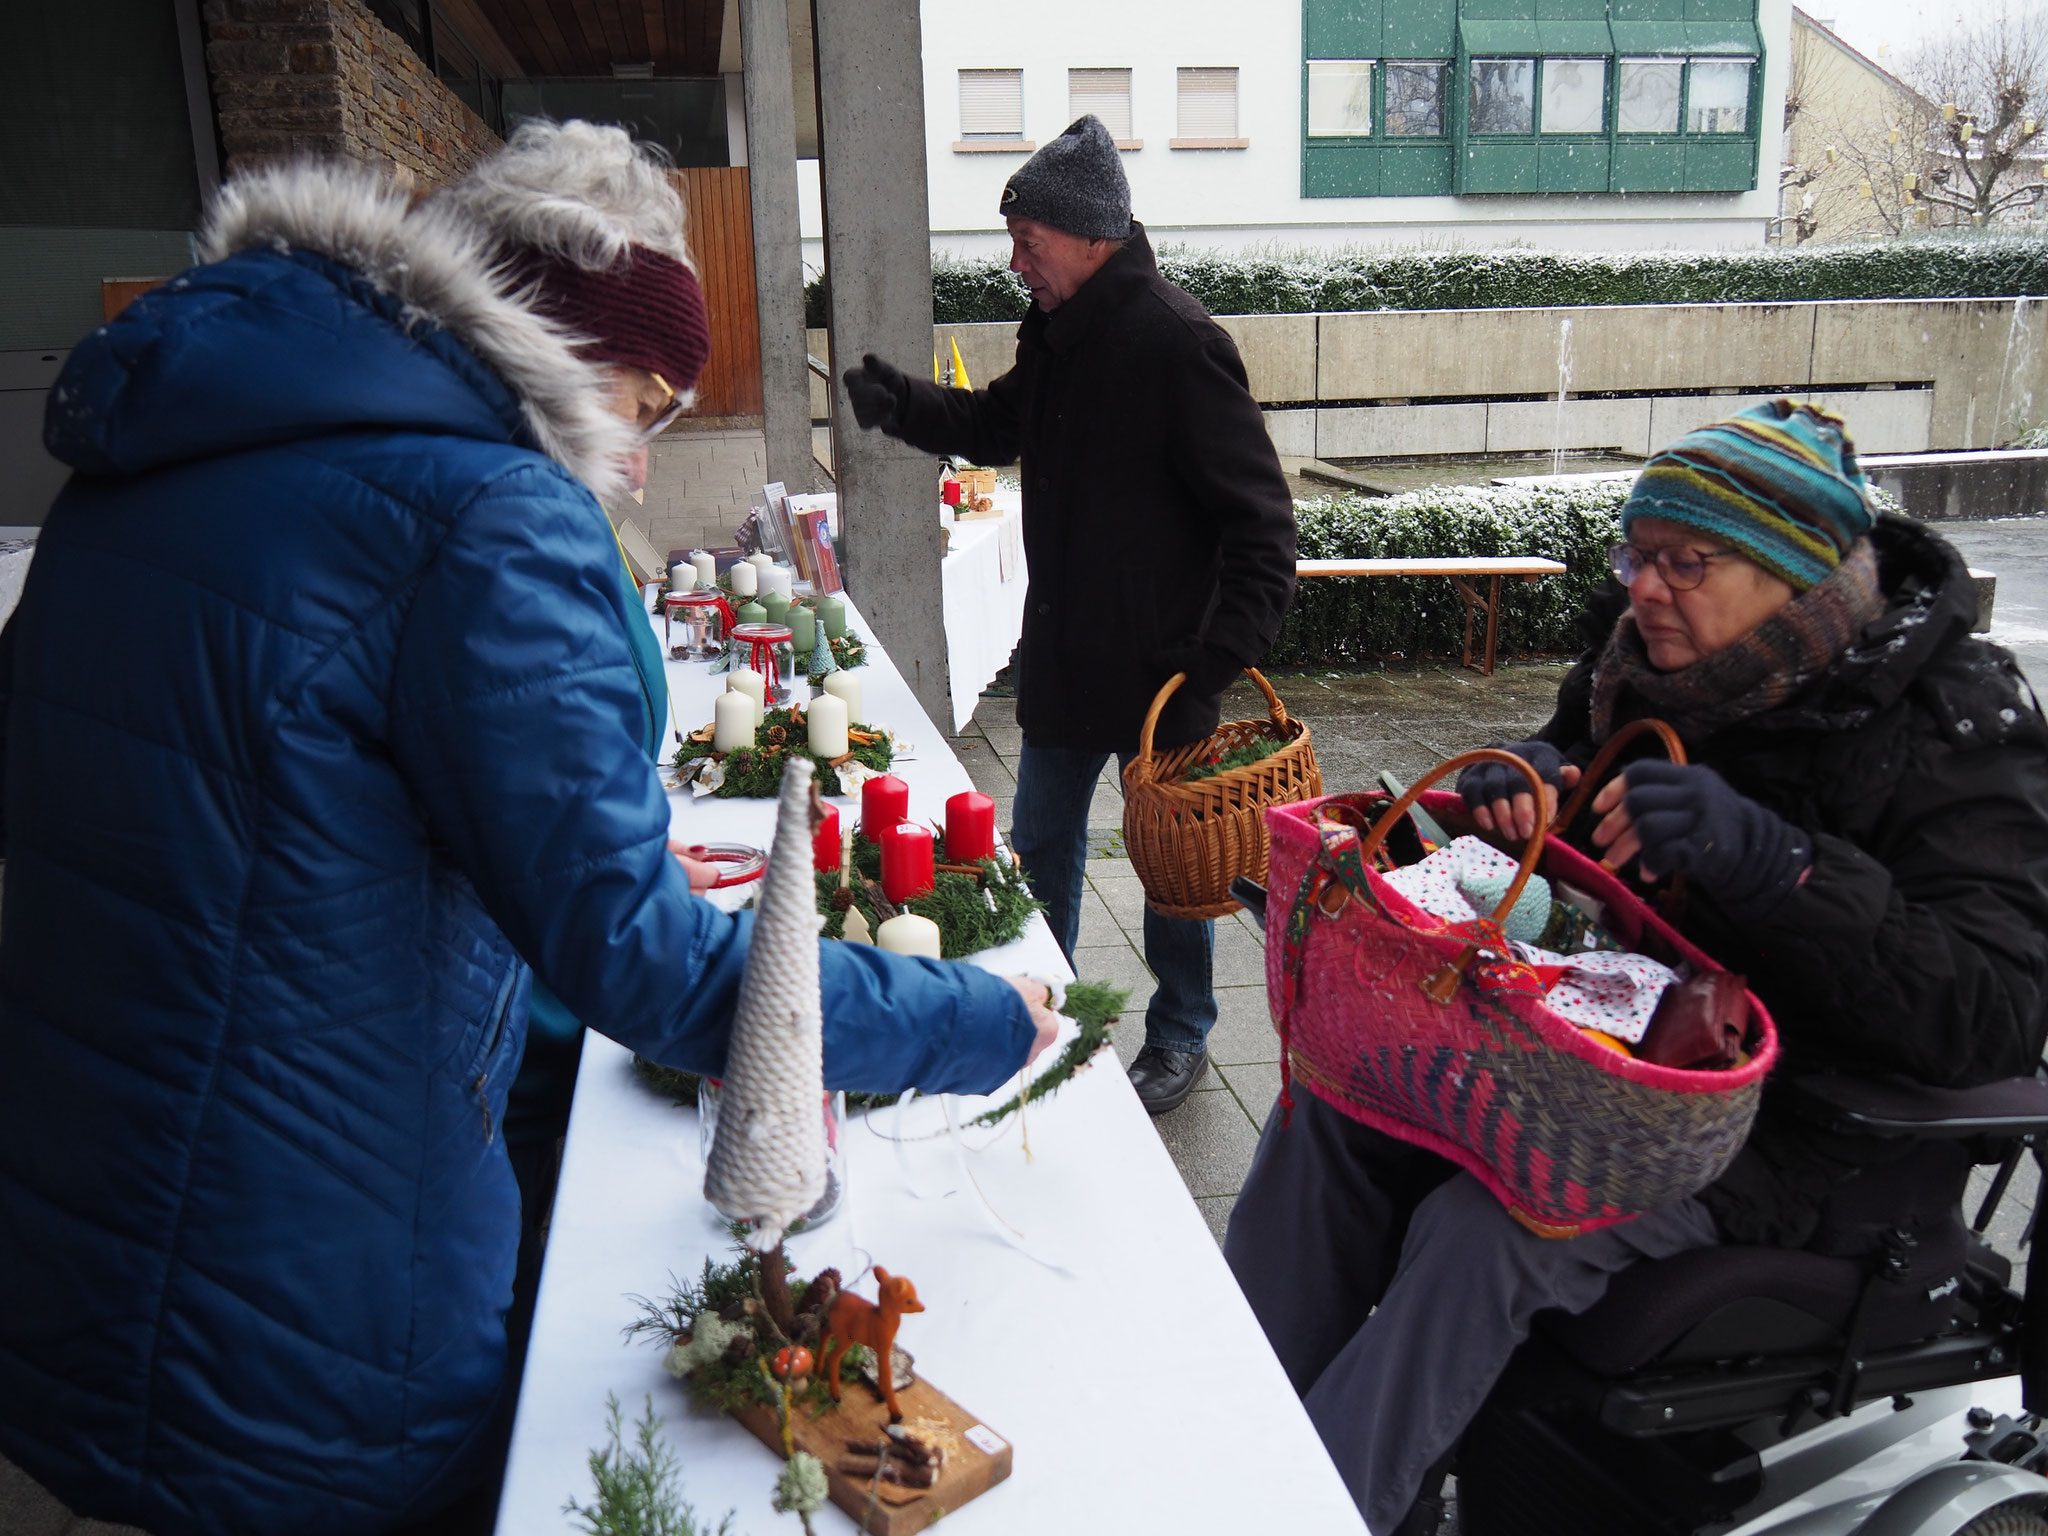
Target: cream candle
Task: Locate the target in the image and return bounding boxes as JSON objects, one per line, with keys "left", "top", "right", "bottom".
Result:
{"left": 691, "top": 550, "right": 717, "bottom": 588}
{"left": 728, "top": 560, "right": 758, "bottom": 598}
{"left": 726, "top": 669, "right": 766, "bottom": 727}
{"left": 821, "top": 669, "right": 862, "bottom": 722}
{"left": 875, "top": 913, "right": 942, "bottom": 959}
{"left": 747, "top": 552, "right": 775, "bottom": 571}
{"left": 712, "top": 690, "right": 755, "bottom": 753}
{"left": 807, "top": 692, "right": 849, "bottom": 757}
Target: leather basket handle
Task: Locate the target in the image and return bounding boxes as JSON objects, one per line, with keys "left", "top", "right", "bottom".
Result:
{"left": 1336, "top": 748, "right": 1550, "bottom": 1004}
{"left": 1549, "top": 718, "right": 1687, "bottom": 836}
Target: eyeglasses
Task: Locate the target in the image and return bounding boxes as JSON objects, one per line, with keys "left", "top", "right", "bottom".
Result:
{"left": 638, "top": 372, "right": 688, "bottom": 442}
{"left": 1607, "top": 541, "right": 1743, "bottom": 592}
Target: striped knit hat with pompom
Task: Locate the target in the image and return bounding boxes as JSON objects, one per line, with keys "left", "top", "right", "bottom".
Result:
{"left": 1621, "top": 398, "right": 1877, "bottom": 592}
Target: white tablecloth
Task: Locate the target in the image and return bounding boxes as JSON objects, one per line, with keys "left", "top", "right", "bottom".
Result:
{"left": 493, "top": 597, "right": 1364, "bottom": 1536}
{"left": 939, "top": 492, "right": 1027, "bottom": 733}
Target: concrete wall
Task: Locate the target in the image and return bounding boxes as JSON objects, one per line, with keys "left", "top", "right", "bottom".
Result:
{"left": 204, "top": 0, "right": 501, "bottom": 185}
{"left": 815, "top": 294, "right": 2048, "bottom": 458}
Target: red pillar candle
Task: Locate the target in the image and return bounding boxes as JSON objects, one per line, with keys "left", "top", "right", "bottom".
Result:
{"left": 880, "top": 823, "right": 936, "bottom": 905}
{"left": 945, "top": 790, "right": 997, "bottom": 863}
{"left": 813, "top": 802, "right": 841, "bottom": 873}
{"left": 861, "top": 773, "right": 910, "bottom": 842}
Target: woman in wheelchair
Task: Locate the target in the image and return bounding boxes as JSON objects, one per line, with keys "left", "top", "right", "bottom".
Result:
{"left": 1225, "top": 400, "right": 2048, "bottom": 1535}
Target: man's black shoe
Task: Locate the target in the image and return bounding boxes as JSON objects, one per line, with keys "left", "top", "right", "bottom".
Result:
{"left": 1128, "top": 1045, "right": 1208, "bottom": 1115}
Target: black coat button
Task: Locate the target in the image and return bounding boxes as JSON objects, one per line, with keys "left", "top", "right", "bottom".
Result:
{"left": 1036, "top": 602, "right": 1052, "bottom": 615}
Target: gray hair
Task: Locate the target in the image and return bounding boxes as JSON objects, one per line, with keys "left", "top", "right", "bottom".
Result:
{"left": 440, "top": 118, "right": 696, "bottom": 275}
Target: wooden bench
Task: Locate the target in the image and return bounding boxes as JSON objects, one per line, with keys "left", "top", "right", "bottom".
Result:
{"left": 1295, "top": 556, "right": 1569, "bottom": 676}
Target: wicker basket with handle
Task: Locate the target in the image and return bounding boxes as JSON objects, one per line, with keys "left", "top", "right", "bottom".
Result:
{"left": 1121, "top": 668, "right": 1322, "bottom": 920}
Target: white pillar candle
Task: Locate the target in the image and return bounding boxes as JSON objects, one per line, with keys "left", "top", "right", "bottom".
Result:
{"left": 727, "top": 669, "right": 766, "bottom": 727}
{"left": 712, "top": 690, "right": 755, "bottom": 753}
{"left": 821, "top": 669, "right": 862, "bottom": 723}
{"left": 762, "top": 564, "right": 794, "bottom": 600}
{"left": 691, "top": 550, "right": 717, "bottom": 588}
{"left": 747, "top": 552, "right": 776, "bottom": 571}
{"left": 807, "top": 692, "right": 849, "bottom": 757}
{"left": 728, "top": 560, "right": 758, "bottom": 598}
{"left": 876, "top": 913, "right": 942, "bottom": 959}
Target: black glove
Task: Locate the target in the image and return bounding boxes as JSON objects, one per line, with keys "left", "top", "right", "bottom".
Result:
{"left": 1622, "top": 761, "right": 1811, "bottom": 919}
{"left": 842, "top": 353, "right": 908, "bottom": 434}
{"left": 1156, "top": 640, "right": 1241, "bottom": 697}
{"left": 1457, "top": 740, "right": 1566, "bottom": 817}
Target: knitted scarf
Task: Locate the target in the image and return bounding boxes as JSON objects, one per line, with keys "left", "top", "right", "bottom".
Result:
{"left": 1591, "top": 539, "right": 1886, "bottom": 747}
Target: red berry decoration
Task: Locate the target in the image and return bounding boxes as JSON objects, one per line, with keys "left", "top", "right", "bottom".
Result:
{"left": 773, "top": 1345, "right": 814, "bottom": 1380}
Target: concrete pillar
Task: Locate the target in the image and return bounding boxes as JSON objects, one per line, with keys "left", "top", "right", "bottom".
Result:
{"left": 808, "top": 0, "right": 948, "bottom": 732}
{"left": 738, "top": 0, "right": 817, "bottom": 497}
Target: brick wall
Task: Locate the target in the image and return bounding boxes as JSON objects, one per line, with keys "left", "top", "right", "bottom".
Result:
{"left": 204, "top": 0, "right": 500, "bottom": 185}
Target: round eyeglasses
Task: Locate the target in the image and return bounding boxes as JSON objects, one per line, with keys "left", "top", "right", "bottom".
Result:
{"left": 1608, "top": 541, "right": 1742, "bottom": 592}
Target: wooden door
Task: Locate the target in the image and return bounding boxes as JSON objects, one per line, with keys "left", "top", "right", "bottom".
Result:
{"left": 670, "top": 167, "right": 763, "bottom": 419}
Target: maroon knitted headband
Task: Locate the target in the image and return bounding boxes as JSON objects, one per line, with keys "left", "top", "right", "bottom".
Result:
{"left": 516, "top": 245, "right": 713, "bottom": 397}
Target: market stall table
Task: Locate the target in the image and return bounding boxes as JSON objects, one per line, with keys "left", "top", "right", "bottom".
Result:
{"left": 941, "top": 490, "right": 1026, "bottom": 733}
{"left": 493, "top": 596, "right": 1364, "bottom": 1535}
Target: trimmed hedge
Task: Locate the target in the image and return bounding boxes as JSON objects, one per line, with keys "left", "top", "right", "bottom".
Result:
{"left": 1270, "top": 483, "right": 1628, "bottom": 666}
{"left": 803, "top": 235, "right": 2048, "bottom": 327}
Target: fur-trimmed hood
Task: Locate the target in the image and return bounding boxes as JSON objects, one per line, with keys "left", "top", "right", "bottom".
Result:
{"left": 45, "top": 160, "right": 638, "bottom": 502}
{"left": 200, "top": 161, "right": 637, "bottom": 500}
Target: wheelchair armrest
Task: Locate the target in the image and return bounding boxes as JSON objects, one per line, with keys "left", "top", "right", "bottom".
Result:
{"left": 1789, "top": 1073, "right": 2048, "bottom": 1140}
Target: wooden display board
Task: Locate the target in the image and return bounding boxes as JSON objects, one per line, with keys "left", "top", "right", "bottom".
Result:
{"left": 733, "top": 1375, "right": 1012, "bottom": 1535}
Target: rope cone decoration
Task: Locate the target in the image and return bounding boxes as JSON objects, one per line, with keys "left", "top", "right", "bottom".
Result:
{"left": 704, "top": 756, "right": 827, "bottom": 1251}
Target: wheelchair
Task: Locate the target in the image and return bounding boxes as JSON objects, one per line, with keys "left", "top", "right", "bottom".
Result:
{"left": 1231, "top": 876, "right": 2048, "bottom": 1536}
{"left": 1452, "top": 1074, "right": 2048, "bottom": 1536}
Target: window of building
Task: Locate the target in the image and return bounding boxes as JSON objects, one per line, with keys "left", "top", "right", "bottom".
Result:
{"left": 1069, "top": 68, "right": 1133, "bottom": 141}
{"left": 1176, "top": 67, "right": 1240, "bottom": 140}
{"left": 959, "top": 69, "right": 1025, "bottom": 140}
{"left": 1468, "top": 58, "right": 1534, "bottom": 135}
{"left": 1687, "top": 58, "right": 1752, "bottom": 133}
{"left": 1616, "top": 57, "right": 1683, "bottom": 134}
{"left": 1540, "top": 58, "right": 1606, "bottom": 134}
{"left": 1384, "top": 60, "right": 1448, "bottom": 137}
{"left": 1307, "top": 60, "right": 1374, "bottom": 137}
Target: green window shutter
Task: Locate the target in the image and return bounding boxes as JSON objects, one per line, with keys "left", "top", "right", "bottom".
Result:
{"left": 1306, "top": 0, "right": 1379, "bottom": 58}
{"left": 1608, "top": 20, "right": 1689, "bottom": 52}
{"left": 1383, "top": 0, "right": 1457, "bottom": 58}
{"left": 1610, "top": 0, "right": 1684, "bottom": 20}
{"left": 1459, "top": 18, "right": 1541, "bottom": 53}
{"left": 1462, "top": 140, "right": 1542, "bottom": 192}
{"left": 1535, "top": 19, "right": 1615, "bottom": 52}
{"left": 1303, "top": 143, "right": 1383, "bottom": 196}
{"left": 1539, "top": 137, "right": 1611, "bottom": 189}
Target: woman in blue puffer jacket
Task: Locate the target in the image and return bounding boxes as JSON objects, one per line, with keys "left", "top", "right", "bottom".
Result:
{"left": 0, "top": 123, "right": 1055, "bottom": 1536}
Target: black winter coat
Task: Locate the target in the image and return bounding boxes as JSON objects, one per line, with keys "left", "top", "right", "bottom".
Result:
{"left": 888, "top": 226, "right": 1297, "bottom": 753}
{"left": 1538, "top": 516, "right": 2048, "bottom": 1249}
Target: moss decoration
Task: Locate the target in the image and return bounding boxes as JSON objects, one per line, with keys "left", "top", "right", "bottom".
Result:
{"left": 1179, "top": 732, "right": 1287, "bottom": 783}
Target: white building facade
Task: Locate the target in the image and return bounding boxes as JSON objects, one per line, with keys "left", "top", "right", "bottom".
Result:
{"left": 800, "top": 0, "right": 1793, "bottom": 266}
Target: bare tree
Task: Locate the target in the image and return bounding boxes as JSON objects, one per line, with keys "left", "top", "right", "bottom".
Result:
{"left": 1901, "top": 7, "right": 2048, "bottom": 226}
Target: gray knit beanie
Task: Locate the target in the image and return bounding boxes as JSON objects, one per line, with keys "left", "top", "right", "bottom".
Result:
{"left": 998, "top": 116, "right": 1132, "bottom": 241}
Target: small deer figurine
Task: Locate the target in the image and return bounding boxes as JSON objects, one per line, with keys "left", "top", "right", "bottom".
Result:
{"left": 823, "top": 1268, "right": 925, "bottom": 1423}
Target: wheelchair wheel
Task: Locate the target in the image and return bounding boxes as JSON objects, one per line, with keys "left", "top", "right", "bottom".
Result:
{"left": 1956, "top": 1503, "right": 2048, "bottom": 1535}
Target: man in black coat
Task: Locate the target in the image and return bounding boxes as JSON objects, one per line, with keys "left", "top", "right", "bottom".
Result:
{"left": 844, "top": 115, "right": 1297, "bottom": 1112}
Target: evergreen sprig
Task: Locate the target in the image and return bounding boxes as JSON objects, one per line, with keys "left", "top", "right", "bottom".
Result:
{"left": 967, "top": 979, "right": 1128, "bottom": 1127}
{"left": 1179, "top": 734, "right": 1287, "bottom": 782}
{"left": 672, "top": 704, "right": 893, "bottom": 798}
{"left": 563, "top": 1394, "right": 733, "bottom": 1536}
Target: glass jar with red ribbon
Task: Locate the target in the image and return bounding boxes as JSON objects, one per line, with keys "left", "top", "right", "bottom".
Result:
{"left": 728, "top": 621, "right": 796, "bottom": 706}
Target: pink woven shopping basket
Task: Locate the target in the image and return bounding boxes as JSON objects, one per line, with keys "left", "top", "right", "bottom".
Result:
{"left": 1264, "top": 725, "right": 1777, "bottom": 1237}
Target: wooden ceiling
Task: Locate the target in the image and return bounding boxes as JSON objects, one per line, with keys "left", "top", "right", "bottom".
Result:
{"left": 463, "top": 0, "right": 727, "bottom": 77}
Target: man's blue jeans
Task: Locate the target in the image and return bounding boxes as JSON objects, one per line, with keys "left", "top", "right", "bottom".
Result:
{"left": 1010, "top": 742, "right": 1216, "bottom": 1054}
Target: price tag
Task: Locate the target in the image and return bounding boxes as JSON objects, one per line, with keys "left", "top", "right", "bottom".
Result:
{"left": 963, "top": 1424, "right": 1006, "bottom": 1457}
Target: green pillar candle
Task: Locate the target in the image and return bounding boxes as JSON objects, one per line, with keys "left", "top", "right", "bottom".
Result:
{"left": 790, "top": 604, "right": 817, "bottom": 654}
{"left": 736, "top": 599, "right": 768, "bottom": 626}
{"left": 817, "top": 594, "right": 847, "bottom": 639}
{"left": 761, "top": 590, "right": 792, "bottom": 627}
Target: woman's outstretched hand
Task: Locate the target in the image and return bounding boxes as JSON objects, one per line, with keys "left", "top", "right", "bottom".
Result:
{"left": 1458, "top": 740, "right": 1581, "bottom": 841}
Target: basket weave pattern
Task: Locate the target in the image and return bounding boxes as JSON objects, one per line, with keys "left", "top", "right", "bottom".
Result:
{"left": 1122, "top": 669, "right": 1322, "bottom": 921}
{"left": 1267, "top": 785, "right": 1776, "bottom": 1235}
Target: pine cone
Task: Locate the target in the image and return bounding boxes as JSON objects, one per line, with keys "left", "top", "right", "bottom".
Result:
{"left": 829, "top": 887, "right": 855, "bottom": 911}
{"left": 766, "top": 725, "right": 788, "bottom": 747}
{"left": 723, "top": 1334, "right": 755, "bottom": 1365}
{"left": 799, "top": 1268, "right": 842, "bottom": 1314}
